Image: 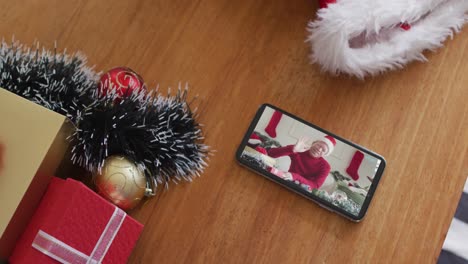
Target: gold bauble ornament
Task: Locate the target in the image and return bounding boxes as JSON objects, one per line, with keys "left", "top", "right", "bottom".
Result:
{"left": 95, "top": 155, "right": 147, "bottom": 211}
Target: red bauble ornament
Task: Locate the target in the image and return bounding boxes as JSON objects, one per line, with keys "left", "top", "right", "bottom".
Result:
{"left": 98, "top": 67, "right": 145, "bottom": 98}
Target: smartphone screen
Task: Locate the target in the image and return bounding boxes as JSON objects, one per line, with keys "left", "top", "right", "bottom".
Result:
{"left": 236, "top": 104, "right": 386, "bottom": 221}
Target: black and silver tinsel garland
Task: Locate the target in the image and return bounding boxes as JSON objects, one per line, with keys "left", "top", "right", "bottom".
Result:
{"left": 0, "top": 41, "right": 98, "bottom": 121}
{"left": 0, "top": 40, "right": 209, "bottom": 188}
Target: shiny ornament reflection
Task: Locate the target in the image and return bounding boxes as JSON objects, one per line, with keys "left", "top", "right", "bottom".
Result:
{"left": 94, "top": 155, "right": 147, "bottom": 211}
{"left": 98, "top": 67, "right": 145, "bottom": 99}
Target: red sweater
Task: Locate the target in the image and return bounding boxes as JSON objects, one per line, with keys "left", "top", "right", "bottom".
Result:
{"left": 267, "top": 145, "right": 330, "bottom": 189}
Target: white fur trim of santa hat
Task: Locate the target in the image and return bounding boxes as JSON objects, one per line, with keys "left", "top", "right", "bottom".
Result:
{"left": 248, "top": 138, "right": 262, "bottom": 145}
{"left": 307, "top": 0, "right": 468, "bottom": 78}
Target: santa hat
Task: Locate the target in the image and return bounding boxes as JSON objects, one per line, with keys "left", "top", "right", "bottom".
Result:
{"left": 248, "top": 133, "right": 262, "bottom": 145}
{"left": 307, "top": 0, "right": 468, "bottom": 78}
{"left": 321, "top": 135, "right": 336, "bottom": 156}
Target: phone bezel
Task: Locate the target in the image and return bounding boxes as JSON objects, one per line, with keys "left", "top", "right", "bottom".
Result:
{"left": 235, "top": 103, "right": 386, "bottom": 222}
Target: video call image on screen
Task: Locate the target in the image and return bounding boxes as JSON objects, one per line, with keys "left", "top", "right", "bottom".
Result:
{"left": 240, "top": 106, "right": 381, "bottom": 216}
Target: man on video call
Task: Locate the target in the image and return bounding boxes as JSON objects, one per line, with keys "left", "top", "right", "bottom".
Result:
{"left": 267, "top": 135, "right": 336, "bottom": 191}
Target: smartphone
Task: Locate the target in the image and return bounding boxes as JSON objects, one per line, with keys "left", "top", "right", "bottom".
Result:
{"left": 236, "top": 104, "right": 386, "bottom": 222}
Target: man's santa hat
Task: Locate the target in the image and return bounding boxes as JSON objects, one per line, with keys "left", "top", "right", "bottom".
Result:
{"left": 248, "top": 133, "right": 262, "bottom": 145}
{"left": 320, "top": 135, "right": 336, "bottom": 156}
{"left": 307, "top": 0, "right": 468, "bottom": 78}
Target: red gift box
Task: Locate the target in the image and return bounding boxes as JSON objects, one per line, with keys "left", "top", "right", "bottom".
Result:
{"left": 9, "top": 177, "right": 143, "bottom": 263}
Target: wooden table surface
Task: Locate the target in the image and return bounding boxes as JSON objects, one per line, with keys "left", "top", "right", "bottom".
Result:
{"left": 2, "top": 0, "right": 467, "bottom": 263}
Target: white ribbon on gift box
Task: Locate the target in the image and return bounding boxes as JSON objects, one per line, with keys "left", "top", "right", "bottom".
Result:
{"left": 31, "top": 207, "right": 126, "bottom": 264}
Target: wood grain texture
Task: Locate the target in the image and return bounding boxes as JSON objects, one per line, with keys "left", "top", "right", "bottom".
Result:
{"left": 1, "top": 0, "right": 467, "bottom": 263}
